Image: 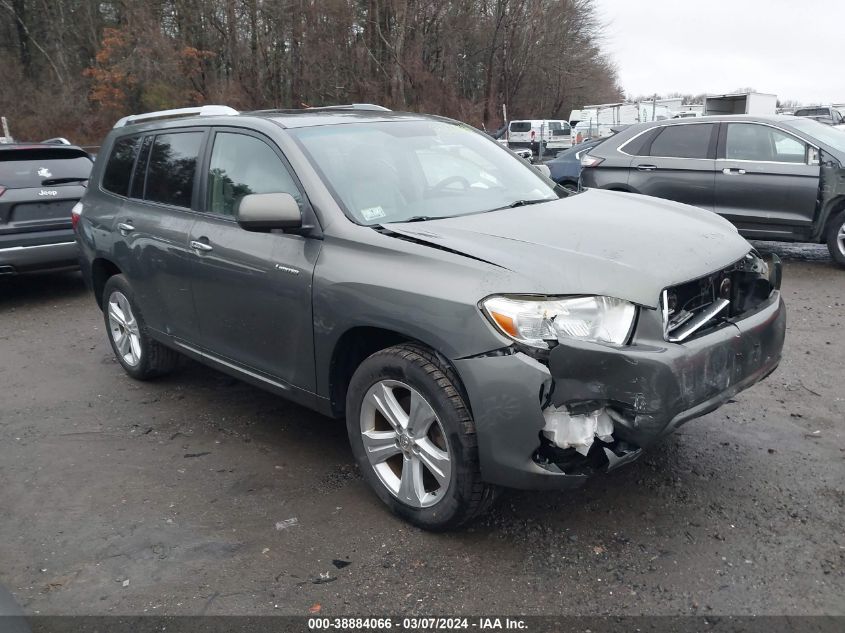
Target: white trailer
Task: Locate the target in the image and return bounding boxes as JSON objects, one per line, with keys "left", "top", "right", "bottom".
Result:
{"left": 703, "top": 92, "right": 777, "bottom": 116}
{"left": 568, "top": 101, "right": 671, "bottom": 145}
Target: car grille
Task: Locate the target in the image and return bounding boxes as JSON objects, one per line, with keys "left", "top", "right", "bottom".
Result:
{"left": 661, "top": 252, "right": 777, "bottom": 343}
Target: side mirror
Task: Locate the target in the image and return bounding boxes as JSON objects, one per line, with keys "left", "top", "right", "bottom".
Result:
{"left": 534, "top": 164, "right": 551, "bottom": 178}
{"left": 236, "top": 192, "right": 302, "bottom": 231}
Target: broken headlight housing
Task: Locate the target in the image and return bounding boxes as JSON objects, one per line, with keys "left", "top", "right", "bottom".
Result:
{"left": 481, "top": 295, "right": 637, "bottom": 350}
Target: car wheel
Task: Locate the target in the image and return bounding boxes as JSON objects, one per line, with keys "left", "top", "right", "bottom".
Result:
{"left": 826, "top": 209, "right": 845, "bottom": 267}
{"left": 346, "top": 343, "right": 497, "bottom": 530}
{"left": 102, "top": 274, "right": 179, "bottom": 380}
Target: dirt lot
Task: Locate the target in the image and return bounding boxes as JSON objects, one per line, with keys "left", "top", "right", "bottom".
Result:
{"left": 0, "top": 242, "right": 842, "bottom": 617}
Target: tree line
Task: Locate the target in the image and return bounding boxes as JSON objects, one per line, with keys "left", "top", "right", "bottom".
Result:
{"left": 0, "top": 0, "right": 622, "bottom": 145}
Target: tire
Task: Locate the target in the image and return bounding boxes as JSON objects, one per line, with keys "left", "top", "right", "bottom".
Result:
{"left": 825, "top": 209, "right": 845, "bottom": 267}
{"left": 102, "top": 274, "right": 179, "bottom": 380}
{"left": 346, "top": 343, "right": 497, "bottom": 530}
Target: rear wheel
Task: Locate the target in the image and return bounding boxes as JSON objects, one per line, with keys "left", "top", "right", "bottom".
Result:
{"left": 346, "top": 344, "right": 497, "bottom": 530}
{"left": 102, "top": 274, "right": 179, "bottom": 380}
{"left": 826, "top": 209, "right": 845, "bottom": 267}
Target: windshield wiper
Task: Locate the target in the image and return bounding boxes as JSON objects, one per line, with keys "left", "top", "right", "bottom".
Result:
{"left": 42, "top": 177, "right": 88, "bottom": 186}
{"left": 392, "top": 215, "right": 439, "bottom": 223}
{"left": 505, "top": 199, "right": 550, "bottom": 208}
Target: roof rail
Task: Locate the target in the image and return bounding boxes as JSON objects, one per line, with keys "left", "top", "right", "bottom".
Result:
{"left": 113, "top": 105, "right": 239, "bottom": 128}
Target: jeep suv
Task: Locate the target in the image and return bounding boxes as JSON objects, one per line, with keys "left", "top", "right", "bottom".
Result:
{"left": 76, "top": 105, "right": 786, "bottom": 529}
{"left": 1, "top": 143, "right": 92, "bottom": 274}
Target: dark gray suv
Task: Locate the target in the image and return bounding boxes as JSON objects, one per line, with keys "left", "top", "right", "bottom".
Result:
{"left": 579, "top": 115, "right": 845, "bottom": 266}
{"left": 76, "top": 105, "right": 786, "bottom": 529}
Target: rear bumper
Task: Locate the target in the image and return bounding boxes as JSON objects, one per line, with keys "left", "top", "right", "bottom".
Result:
{"left": 454, "top": 292, "right": 786, "bottom": 490}
{"left": 0, "top": 230, "right": 79, "bottom": 273}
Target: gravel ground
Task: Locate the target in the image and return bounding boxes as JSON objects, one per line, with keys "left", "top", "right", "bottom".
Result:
{"left": 0, "top": 242, "right": 842, "bottom": 617}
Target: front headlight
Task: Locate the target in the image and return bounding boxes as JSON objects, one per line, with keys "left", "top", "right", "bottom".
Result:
{"left": 481, "top": 295, "right": 637, "bottom": 349}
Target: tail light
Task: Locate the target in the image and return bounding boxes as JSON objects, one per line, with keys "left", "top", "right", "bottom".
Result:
{"left": 580, "top": 154, "right": 604, "bottom": 168}
{"left": 71, "top": 201, "right": 83, "bottom": 231}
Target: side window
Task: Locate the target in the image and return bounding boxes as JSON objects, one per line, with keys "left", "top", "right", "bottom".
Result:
{"left": 207, "top": 132, "right": 302, "bottom": 217}
{"left": 101, "top": 136, "right": 139, "bottom": 196}
{"left": 648, "top": 124, "right": 714, "bottom": 159}
{"left": 726, "top": 124, "right": 806, "bottom": 163}
{"left": 129, "top": 136, "right": 152, "bottom": 199}
{"left": 144, "top": 132, "right": 203, "bottom": 208}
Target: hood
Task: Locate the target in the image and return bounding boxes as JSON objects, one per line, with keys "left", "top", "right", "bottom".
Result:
{"left": 386, "top": 189, "right": 751, "bottom": 309}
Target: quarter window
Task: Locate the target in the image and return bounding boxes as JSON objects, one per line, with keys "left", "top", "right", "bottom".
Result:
{"left": 144, "top": 132, "right": 203, "bottom": 208}
{"left": 102, "top": 136, "right": 139, "bottom": 196}
{"left": 725, "top": 124, "right": 806, "bottom": 163}
{"left": 648, "top": 124, "right": 714, "bottom": 159}
{"left": 207, "top": 132, "right": 302, "bottom": 217}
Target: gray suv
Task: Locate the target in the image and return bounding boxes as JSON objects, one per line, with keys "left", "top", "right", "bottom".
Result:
{"left": 578, "top": 115, "right": 845, "bottom": 266}
{"left": 76, "top": 105, "right": 786, "bottom": 529}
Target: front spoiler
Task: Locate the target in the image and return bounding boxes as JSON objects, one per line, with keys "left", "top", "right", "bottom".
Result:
{"left": 454, "top": 292, "right": 786, "bottom": 490}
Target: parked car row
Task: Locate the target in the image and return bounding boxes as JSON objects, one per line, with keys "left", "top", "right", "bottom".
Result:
{"left": 70, "top": 105, "right": 786, "bottom": 529}
{"left": 577, "top": 115, "right": 845, "bottom": 266}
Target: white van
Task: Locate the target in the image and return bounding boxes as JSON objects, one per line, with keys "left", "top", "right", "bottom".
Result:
{"left": 507, "top": 120, "right": 571, "bottom": 154}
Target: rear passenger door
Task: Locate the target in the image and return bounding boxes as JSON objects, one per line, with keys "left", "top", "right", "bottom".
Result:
{"left": 188, "top": 128, "right": 320, "bottom": 393}
{"left": 626, "top": 122, "right": 717, "bottom": 211}
{"left": 714, "top": 122, "right": 819, "bottom": 236}
{"left": 110, "top": 129, "right": 205, "bottom": 342}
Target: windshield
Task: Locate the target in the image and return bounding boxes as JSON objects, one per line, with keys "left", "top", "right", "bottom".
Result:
{"left": 787, "top": 118, "right": 845, "bottom": 153}
{"left": 0, "top": 148, "right": 92, "bottom": 188}
{"left": 291, "top": 120, "right": 558, "bottom": 225}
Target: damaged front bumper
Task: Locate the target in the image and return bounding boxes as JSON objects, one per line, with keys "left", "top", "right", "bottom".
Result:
{"left": 453, "top": 290, "right": 786, "bottom": 490}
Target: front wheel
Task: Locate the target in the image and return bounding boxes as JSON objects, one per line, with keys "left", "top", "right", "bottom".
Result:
{"left": 346, "top": 344, "right": 497, "bottom": 530}
{"left": 826, "top": 209, "right": 845, "bottom": 267}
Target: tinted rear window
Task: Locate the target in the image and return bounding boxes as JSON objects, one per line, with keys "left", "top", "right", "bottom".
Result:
{"left": 648, "top": 123, "right": 714, "bottom": 159}
{"left": 510, "top": 122, "right": 531, "bottom": 133}
{"left": 144, "top": 132, "right": 203, "bottom": 208}
{"left": 0, "top": 148, "right": 92, "bottom": 189}
{"left": 794, "top": 108, "right": 829, "bottom": 117}
{"left": 102, "top": 136, "right": 139, "bottom": 196}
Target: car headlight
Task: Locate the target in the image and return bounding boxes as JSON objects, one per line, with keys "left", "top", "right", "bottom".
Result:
{"left": 481, "top": 295, "right": 637, "bottom": 349}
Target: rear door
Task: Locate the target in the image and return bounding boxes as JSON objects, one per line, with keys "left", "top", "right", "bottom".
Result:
{"left": 626, "top": 122, "right": 718, "bottom": 210}
{"left": 187, "top": 128, "right": 320, "bottom": 392}
{"left": 0, "top": 147, "right": 92, "bottom": 248}
{"left": 108, "top": 129, "right": 205, "bottom": 342}
{"left": 714, "top": 122, "right": 819, "bottom": 236}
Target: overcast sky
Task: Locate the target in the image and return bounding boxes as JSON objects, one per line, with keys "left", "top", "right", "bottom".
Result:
{"left": 592, "top": 0, "right": 844, "bottom": 104}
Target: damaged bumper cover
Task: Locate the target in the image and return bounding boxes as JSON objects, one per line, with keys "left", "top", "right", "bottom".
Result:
{"left": 454, "top": 291, "right": 786, "bottom": 490}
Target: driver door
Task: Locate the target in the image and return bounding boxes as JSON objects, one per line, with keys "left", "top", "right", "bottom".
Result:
{"left": 187, "top": 129, "right": 321, "bottom": 393}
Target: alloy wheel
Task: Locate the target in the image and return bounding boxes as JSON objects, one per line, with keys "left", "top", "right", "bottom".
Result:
{"left": 359, "top": 380, "right": 452, "bottom": 508}
{"left": 107, "top": 291, "right": 142, "bottom": 367}
{"left": 838, "top": 220, "right": 845, "bottom": 258}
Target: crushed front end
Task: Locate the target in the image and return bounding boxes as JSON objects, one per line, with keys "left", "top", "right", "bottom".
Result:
{"left": 456, "top": 252, "right": 786, "bottom": 489}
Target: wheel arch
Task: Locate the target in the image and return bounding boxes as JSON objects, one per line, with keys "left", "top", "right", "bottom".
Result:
{"left": 820, "top": 195, "right": 845, "bottom": 243}
{"left": 91, "top": 257, "right": 123, "bottom": 308}
{"left": 327, "top": 326, "right": 469, "bottom": 419}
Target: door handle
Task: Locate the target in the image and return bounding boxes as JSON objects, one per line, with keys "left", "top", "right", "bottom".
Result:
{"left": 636, "top": 164, "right": 657, "bottom": 171}
{"left": 722, "top": 168, "right": 746, "bottom": 175}
{"left": 117, "top": 222, "right": 135, "bottom": 235}
{"left": 190, "top": 240, "right": 213, "bottom": 252}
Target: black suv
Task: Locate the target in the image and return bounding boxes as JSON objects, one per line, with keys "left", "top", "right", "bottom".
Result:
{"left": 579, "top": 115, "right": 845, "bottom": 266}
{"left": 76, "top": 105, "right": 785, "bottom": 529}
{"left": 1, "top": 144, "right": 92, "bottom": 274}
